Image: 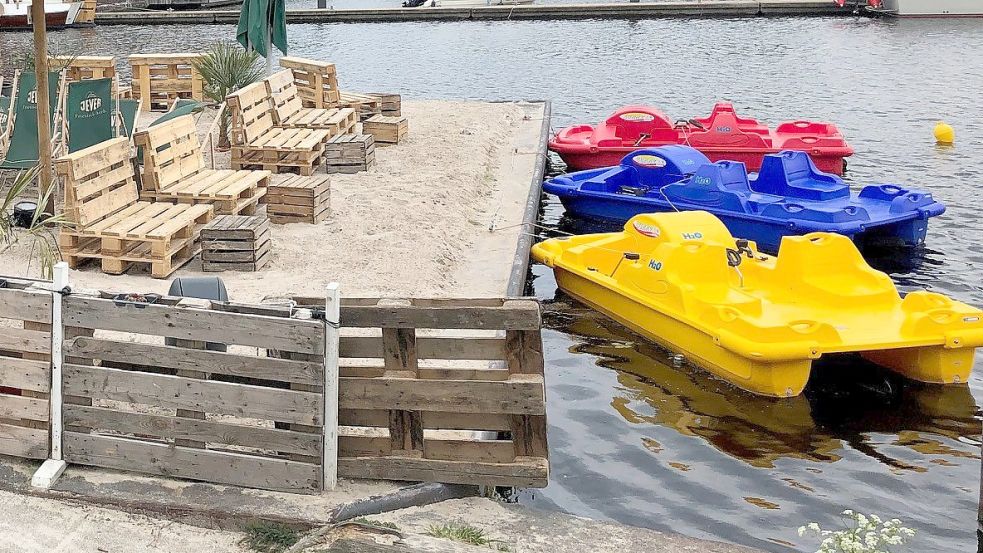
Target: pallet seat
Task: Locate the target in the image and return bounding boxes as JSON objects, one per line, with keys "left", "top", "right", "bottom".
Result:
{"left": 56, "top": 137, "right": 215, "bottom": 278}
{"left": 134, "top": 115, "right": 269, "bottom": 215}
{"left": 265, "top": 70, "right": 357, "bottom": 136}
{"left": 338, "top": 91, "right": 383, "bottom": 120}
{"left": 227, "top": 82, "right": 331, "bottom": 176}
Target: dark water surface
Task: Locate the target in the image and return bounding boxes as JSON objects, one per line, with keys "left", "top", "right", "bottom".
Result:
{"left": 3, "top": 15, "right": 982, "bottom": 552}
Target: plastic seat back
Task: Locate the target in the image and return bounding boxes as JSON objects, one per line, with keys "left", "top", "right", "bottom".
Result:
{"left": 752, "top": 151, "right": 849, "bottom": 201}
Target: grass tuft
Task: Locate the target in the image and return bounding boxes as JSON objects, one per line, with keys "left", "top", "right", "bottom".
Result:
{"left": 426, "top": 523, "right": 491, "bottom": 546}
{"left": 352, "top": 517, "right": 400, "bottom": 531}
{"left": 240, "top": 522, "right": 300, "bottom": 553}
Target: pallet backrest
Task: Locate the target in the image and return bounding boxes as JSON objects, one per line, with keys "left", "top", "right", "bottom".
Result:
{"left": 50, "top": 56, "right": 116, "bottom": 83}
{"left": 133, "top": 114, "right": 203, "bottom": 191}
{"left": 279, "top": 56, "right": 339, "bottom": 109}
{"left": 56, "top": 136, "right": 138, "bottom": 227}
{"left": 265, "top": 70, "right": 304, "bottom": 124}
{"left": 227, "top": 81, "right": 274, "bottom": 145}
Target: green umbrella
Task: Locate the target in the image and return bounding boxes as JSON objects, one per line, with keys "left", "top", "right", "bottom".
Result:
{"left": 236, "top": 0, "right": 288, "bottom": 74}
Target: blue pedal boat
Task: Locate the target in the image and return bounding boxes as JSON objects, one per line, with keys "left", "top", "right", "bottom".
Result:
{"left": 543, "top": 146, "right": 945, "bottom": 252}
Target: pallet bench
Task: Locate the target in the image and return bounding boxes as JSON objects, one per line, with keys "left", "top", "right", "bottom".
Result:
{"left": 56, "top": 137, "right": 215, "bottom": 278}
{"left": 129, "top": 53, "right": 204, "bottom": 112}
{"left": 338, "top": 91, "right": 382, "bottom": 120}
{"left": 134, "top": 115, "right": 269, "bottom": 215}
{"left": 201, "top": 215, "right": 271, "bottom": 272}
{"left": 266, "top": 70, "right": 357, "bottom": 137}
{"left": 324, "top": 134, "right": 375, "bottom": 174}
{"left": 228, "top": 81, "right": 331, "bottom": 176}
{"left": 362, "top": 115, "right": 409, "bottom": 145}
{"left": 267, "top": 175, "right": 330, "bottom": 224}
{"left": 279, "top": 56, "right": 340, "bottom": 109}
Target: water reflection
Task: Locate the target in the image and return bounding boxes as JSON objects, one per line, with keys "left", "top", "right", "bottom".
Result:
{"left": 546, "top": 300, "right": 980, "bottom": 473}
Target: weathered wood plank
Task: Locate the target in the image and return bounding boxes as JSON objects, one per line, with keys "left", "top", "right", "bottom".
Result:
{"left": 339, "top": 299, "right": 540, "bottom": 330}
{"left": 0, "top": 393, "right": 49, "bottom": 420}
{"left": 0, "top": 422, "right": 48, "bottom": 459}
{"left": 0, "top": 356, "right": 51, "bottom": 392}
{"left": 65, "top": 337, "right": 323, "bottom": 385}
{"left": 64, "top": 405, "right": 321, "bottom": 456}
{"left": 340, "top": 336, "right": 506, "bottom": 361}
{"left": 339, "top": 375, "right": 545, "bottom": 415}
{"left": 62, "top": 295, "right": 323, "bottom": 354}
{"left": 64, "top": 432, "right": 320, "bottom": 493}
{"left": 337, "top": 456, "right": 548, "bottom": 487}
{"left": 63, "top": 364, "right": 322, "bottom": 425}
{"left": 339, "top": 410, "right": 512, "bottom": 431}
{"left": 0, "top": 327, "right": 51, "bottom": 355}
{"left": 0, "top": 288, "right": 51, "bottom": 323}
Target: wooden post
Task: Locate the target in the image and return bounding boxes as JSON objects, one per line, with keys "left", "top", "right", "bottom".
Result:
{"left": 322, "top": 282, "right": 340, "bottom": 491}
{"left": 31, "top": 0, "right": 55, "bottom": 213}
{"left": 505, "top": 300, "right": 548, "bottom": 460}
{"left": 31, "top": 262, "right": 69, "bottom": 489}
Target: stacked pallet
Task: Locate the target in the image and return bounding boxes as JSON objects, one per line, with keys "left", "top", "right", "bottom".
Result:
{"left": 129, "top": 53, "right": 204, "bottom": 112}
{"left": 324, "top": 134, "right": 375, "bottom": 174}
{"left": 201, "top": 215, "right": 271, "bottom": 272}
{"left": 279, "top": 56, "right": 340, "bottom": 109}
{"left": 338, "top": 91, "right": 382, "bottom": 120}
{"left": 267, "top": 175, "right": 331, "bottom": 224}
{"left": 369, "top": 93, "right": 401, "bottom": 116}
{"left": 362, "top": 115, "right": 409, "bottom": 145}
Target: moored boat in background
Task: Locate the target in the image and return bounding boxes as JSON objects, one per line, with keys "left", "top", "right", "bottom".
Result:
{"left": 0, "top": 0, "right": 94, "bottom": 29}
{"left": 549, "top": 102, "right": 853, "bottom": 175}
{"left": 838, "top": 0, "right": 983, "bottom": 17}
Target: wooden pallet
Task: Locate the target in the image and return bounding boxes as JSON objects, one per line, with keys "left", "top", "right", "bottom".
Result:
{"left": 279, "top": 56, "right": 340, "bottom": 109}
{"left": 266, "top": 70, "right": 357, "bottom": 136}
{"left": 51, "top": 56, "right": 116, "bottom": 82}
{"left": 267, "top": 175, "right": 330, "bottom": 224}
{"left": 338, "top": 91, "right": 383, "bottom": 120}
{"left": 134, "top": 115, "right": 270, "bottom": 214}
{"left": 201, "top": 215, "right": 271, "bottom": 272}
{"left": 228, "top": 82, "right": 331, "bottom": 176}
{"left": 324, "top": 134, "right": 375, "bottom": 174}
{"left": 129, "top": 53, "right": 204, "bottom": 112}
{"left": 362, "top": 115, "right": 408, "bottom": 145}
{"left": 56, "top": 137, "right": 216, "bottom": 278}
{"left": 368, "top": 93, "right": 401, "bottom": 116}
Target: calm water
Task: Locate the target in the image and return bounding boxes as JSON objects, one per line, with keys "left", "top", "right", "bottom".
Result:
{"left": 3, "top": 15, "right": 983, "bottom": 552}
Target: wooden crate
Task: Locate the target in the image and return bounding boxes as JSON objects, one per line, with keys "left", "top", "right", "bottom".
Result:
{"left": 279, "top": 56, "right": 340, "bottom": 109}
{"left": 324, "top": 134, "right": 375, "bottom": 174}
{"left": 201, "top": 215, "right": 271, "bottom": 272}
{"left": 338, "top": 91, "right": 382, "bottom": 120}
{"left": 129, "top": 53, "right": 204, "bottom": 112}
{"left": 228, "top": 81, "right": 330, "bottom": 176}
{"left": 56, "top": 137, "right": 215, "bottom": 278}
{"left": 134, "top": 115, "right": 270, "bottom": 215}
{"left": 267, "top": 175, "right": 330, "bottom": 224}
{"left": 362, "top": 115, "right": 408, "bottom": 145}
{"left": 368, "top": 93, "right": 401, "bottom": 116}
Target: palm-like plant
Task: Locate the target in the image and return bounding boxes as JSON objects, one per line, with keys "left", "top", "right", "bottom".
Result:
{"left": 193, "top": 42, "right": 264, "bottom": 149}
{"left": 1, "top": 167, "right": 71, "bottom": 279}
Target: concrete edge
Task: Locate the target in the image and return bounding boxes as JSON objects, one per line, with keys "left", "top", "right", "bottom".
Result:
{"left": 506, "top": 99, "right": 551, "bottom": 298}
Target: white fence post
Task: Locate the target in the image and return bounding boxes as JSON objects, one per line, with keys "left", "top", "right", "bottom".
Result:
{"left": 31, "top": 261, "right": 69, "bottom": 489}
{"left": 322, "top": 282, "right": 341, "bottom": 491}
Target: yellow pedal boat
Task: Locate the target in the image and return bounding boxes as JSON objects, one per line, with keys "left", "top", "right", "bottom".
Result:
{"left": 532, "top": 211, "right": 983, "bottom": 397}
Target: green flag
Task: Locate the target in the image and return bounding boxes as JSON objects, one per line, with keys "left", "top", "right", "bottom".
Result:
{"left": 236, "top": 0, "right": 288, "bottom": 59}
{"left": 0, "top": 71, "right": 61, "bottom": 169}
{"left": 66, "top": 78, "right": 114, "bottom": 153}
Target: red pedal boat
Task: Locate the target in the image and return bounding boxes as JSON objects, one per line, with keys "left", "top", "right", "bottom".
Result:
{"left": 549, "top": 103, "right": 854, "bottom": 175}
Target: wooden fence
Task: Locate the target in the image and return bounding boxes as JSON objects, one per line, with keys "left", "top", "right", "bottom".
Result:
{"left": 0, "top": 279, "right": 52, "bottom": 460}
{"left": 293, "top": 297, "right": 549, "bottom": 488}
{"left": 0, "top": 273, "right": 548, "bottom": 493}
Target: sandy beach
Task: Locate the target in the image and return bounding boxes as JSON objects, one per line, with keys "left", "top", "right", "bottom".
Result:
{"left": 0, "top": 99, "right": 545, "bottom": 301}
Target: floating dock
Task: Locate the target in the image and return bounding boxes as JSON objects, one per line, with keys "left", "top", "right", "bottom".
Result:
{"left": 96, "top": 1, "right": 848, "bottom": 25}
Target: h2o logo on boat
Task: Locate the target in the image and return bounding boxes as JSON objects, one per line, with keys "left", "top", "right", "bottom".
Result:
{"left": 716, "top": 126, "right": 732, "bottom": 133}
{"left": 632, "top": 221, "right": 661, "bottom": 238}
{"left": 694, "top": 176, "right": 713, "bottom": 186}
{"left": 79, "top": 93, "right": 103, "bottom": 113}
{"left": 682, "top": 232, "right": 703, "bottom": 240}
{"left": 633, "top": 155, "right": 666, "bottom": 169}
{"left": 648, "top": 259, "right": 663, "bottom": 271}
{"left": 620, "top": 112, "right": 656, "bottom": 122}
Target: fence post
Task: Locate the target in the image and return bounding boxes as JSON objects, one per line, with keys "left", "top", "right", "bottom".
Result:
{"left": 31, "top": 261, "right": 69, "bottom": 489}
{"left": 322, "top": 282, "right": 341, "bottom": 491}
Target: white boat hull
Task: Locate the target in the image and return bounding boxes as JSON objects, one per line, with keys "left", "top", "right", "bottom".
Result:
{"left": 432, "top": 0, "right": 533, "bottom": 6}
{"left": 879, "top": 0, "right": 983, "bottom": 17}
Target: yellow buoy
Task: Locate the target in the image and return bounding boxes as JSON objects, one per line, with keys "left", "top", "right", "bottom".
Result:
{"left": 934, "top": 121, "right": 955, "bottom": 144}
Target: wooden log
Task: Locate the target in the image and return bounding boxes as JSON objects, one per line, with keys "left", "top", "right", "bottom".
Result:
{"left": 64, "top": 432, "right": 320, "bottom": 494}
{"left": 64, "top": 337, "right": 323, "bottom": 385}
{"left": 63, "top": 364, "right": 322, "bottom": 426}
